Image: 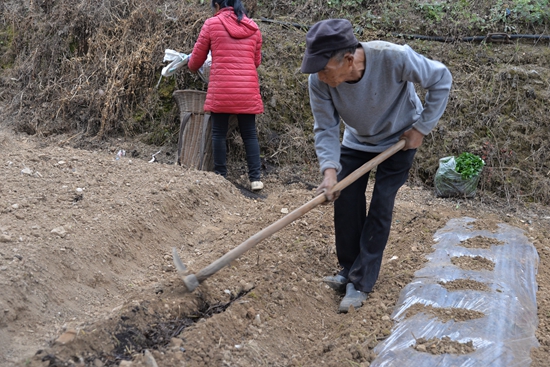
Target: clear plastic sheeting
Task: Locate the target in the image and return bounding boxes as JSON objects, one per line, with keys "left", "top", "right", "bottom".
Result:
{"left": 371, "top": 217, "right": 539, "bottom": 367}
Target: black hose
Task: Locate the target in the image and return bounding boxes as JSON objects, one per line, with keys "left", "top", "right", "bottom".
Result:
{"left": 258, "top": 17, "right": 550, "bottom": 44}
{"left": 393, "top": 32, "right": 550, "bottom": 43}
{"left": 260, "top": 17, "right": 309, "bottom": 31}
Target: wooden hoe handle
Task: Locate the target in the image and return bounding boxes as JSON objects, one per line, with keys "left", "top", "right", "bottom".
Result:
{"left": 177, "top": 139, "right": 406, "bottom": 292}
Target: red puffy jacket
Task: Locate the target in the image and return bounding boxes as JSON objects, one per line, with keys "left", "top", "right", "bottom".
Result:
{"left": 188, "top": 8, "right": 264, "bottom": 115}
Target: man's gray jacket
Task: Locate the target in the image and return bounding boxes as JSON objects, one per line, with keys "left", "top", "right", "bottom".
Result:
{"left": 308, "top": 41, "right": 453, "bottom": 174}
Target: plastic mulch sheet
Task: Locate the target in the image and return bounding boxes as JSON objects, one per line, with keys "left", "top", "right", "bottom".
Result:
{"left": 371, "top": 217, "right": 539, "bottom": 367}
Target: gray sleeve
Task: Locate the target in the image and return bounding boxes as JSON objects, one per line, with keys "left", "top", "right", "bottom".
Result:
{"left": 401, "top": 46, "right": 453, "bottom": 135}
{"left": 308, "top": 74, "right": 343, "bottom": 174}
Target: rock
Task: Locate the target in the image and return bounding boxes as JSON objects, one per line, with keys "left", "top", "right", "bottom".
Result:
{"left": 119, "top": 361, "right": 133, "bottom": 367}
{"left": 416, "top": 344, "right": 427, "bottom": 353}
{"left": 246, "top": 307, "right": 255, "bottom": 319}
{"left": 55, "top": 329, "right": 77, "bottom": 344}
{"left": 0, "top": 302, "right": 16, "bottom": 323}
{"left": 253, "top": 314, "right": 262, "bottom": 326}
{"left": 144, "top": 349, "right": 159, "bottom": 367}
{"left": 0, "top": 234, "right": 13, "bottom": 243}
{"left": 51, "top": 226, "right": 67, "bottom": 238}
{"left": 153, "top": 283, "right": 164, "bottom": 294}
{"left": 169, "top": 337, "right": 183, "bottom": 348}
{"left": 222, "top": 350, "right": 232, "bottom": 362}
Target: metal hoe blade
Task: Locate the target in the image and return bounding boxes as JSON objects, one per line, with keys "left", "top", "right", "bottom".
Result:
{"left": 172, "top": 247, "right": 187, "bottom": 273}
{"left": 172, "top": 247, "right": 200, "bottom": 292}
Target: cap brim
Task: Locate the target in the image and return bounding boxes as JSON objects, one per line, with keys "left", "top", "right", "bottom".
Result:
{"left": 300, "top": 52, "right": 331, "bottom": 74}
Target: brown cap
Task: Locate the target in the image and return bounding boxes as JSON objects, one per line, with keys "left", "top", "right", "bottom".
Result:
{"left": 301, "top": 19, "right": 359, "bottom": 74}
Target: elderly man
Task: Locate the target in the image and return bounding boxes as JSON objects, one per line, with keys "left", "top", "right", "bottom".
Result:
{"left": 301, "top": 19, "right": 452, "bottom": 312}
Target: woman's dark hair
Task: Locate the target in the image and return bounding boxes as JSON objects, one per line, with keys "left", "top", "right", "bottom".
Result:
{"left": 211, "top": 0, "right": 246, "bottom": 21}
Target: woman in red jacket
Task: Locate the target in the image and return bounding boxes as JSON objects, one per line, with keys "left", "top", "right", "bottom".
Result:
{"left": 188, "top": 0, "right": 264, "bottom": 191}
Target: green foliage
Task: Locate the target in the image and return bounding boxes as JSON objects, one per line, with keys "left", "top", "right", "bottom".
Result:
{"left": 0, "top": 24, "right": 15, "bottom": 69}
{"left": 138, "top": 77, "right": 180, "bottom": 146}
{"left": 447, "top": 1, "right": 486, "bottom": 30}
{"left": 434, "top": 154, "right": 484, "bottom": 198}
{"left": 489, "top": 0, "right": 550, "bottom": 29}
{"left": 69, "top": 37, "right": 79, "bottom": 55}
{"left": 327, "top": 0, "right": 364, "bottom": 9}
{"left": 142, "top": 122, "right": 176, "bottom": 145}
{"left": 410, "top": 0, "right": 549, "bottom": 34}
{"left": 0, "top": 26, "right": 14, "bottom": 46}
{"left": 415, "top": 1, "right": 446, "bottom": 22}
{"left": 455, "top": 152, "right": 485, "bottom": 180}
{"left": 510, "top": 0, "right": 549, "bottom": 24}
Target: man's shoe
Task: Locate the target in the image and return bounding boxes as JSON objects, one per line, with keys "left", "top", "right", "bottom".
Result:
{"left": 322, "top": 275, "right": 349, "bottom": 293}
{"left": 251, "top": 181, "right": 264, "bottom": 191}
{"left": 338, "top": 283, "right": 368, "bottom": 313}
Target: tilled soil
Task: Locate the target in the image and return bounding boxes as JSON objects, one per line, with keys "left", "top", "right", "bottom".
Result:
{"left": 1, "top": 127, "right": 550, "bottom": 367}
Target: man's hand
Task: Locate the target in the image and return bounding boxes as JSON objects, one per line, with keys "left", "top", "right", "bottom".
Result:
{"left": 400, "top": 128, "right": 424, "bottom": 150}
{"left": 315, "top": 168, "right": 339, "bottom": 202}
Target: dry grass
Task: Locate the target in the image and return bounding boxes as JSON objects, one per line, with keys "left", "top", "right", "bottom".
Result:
{"left": 1, "top": 0, "right": 549, "bottom": 205}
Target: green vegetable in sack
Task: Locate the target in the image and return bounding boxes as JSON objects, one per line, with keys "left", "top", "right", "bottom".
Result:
{"left": 455, "top": 152, "right": 485, "bottom": 179}
{"left": 434, "top": 153, "right": 485, "bottom": 198}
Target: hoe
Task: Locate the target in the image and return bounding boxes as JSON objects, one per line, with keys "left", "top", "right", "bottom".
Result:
{"left": 173, "top": 139, "right": 406, "bottom": 292}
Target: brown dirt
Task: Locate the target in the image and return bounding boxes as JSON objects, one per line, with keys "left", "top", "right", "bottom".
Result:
{"left": 458, "top": 236, "right": 505, "bottom": 249}
{"left": 451, "top": 255, "right": 496, "bottom": 271}
{"left": 404, "top": 304, "right": 485, "bottom": 323}
{"left": 2, "top": 122, "right": 550, "bottom": 367}
{"left": 439, "top": 279, "right": 490, "bottom": 292}
{"left": 413, "top": 336, "right": 476, "bottom": 355}
{"left": 2, "top": 2, "right": 550, "bottom": 366}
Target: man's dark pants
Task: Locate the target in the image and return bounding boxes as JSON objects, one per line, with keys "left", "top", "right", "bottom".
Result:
{"left": 335, "top": 146, "right": 417, "bottom": 293}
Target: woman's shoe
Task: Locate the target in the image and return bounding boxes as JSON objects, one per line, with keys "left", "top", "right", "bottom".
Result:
{"left": 251, "top": 181, "right": 264, "bottom": 191}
